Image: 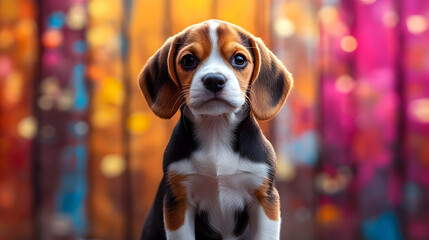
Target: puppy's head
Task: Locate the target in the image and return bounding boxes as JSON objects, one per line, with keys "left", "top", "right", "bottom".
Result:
{"left": 138, "top": 20, "right": 293, "bottom": 120}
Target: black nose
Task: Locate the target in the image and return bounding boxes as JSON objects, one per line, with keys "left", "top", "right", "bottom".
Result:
{"left": 203, "top": 74, "right": 226, "bottom": 92}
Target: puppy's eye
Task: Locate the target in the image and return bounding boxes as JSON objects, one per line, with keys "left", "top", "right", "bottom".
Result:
{"left": 231, "top": 53, "right": 248, "bottom": 69}
{"left": 180, "top": 54, "right": 198, "bottom": 70}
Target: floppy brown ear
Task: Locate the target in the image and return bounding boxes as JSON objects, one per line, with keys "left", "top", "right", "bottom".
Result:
{"left": 249, "top": 38, "right": 293, "bottom": 121}
{"left": 138, "top": 36, "right": 182, "bottom": 119}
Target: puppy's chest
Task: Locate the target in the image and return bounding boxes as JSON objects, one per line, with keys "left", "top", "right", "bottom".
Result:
{"left": 171, "top": 147, "right": 267, "bottom": 200}
{"left": 168, "top": 145, "right": 268, "bottom": 236}
{"left": 188, "top": 148, "right": 264, "bottom": 204}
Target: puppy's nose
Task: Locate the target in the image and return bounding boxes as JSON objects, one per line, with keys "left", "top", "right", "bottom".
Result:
{"left": 203, "top": 74, "right": 226, "bottom": 93}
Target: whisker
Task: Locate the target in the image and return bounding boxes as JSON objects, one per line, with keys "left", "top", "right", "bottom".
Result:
{"left": 181, "top": 102, "right": 191, "bottom": 132}
{"left": 170, "top": 90, "right": 188, "bottom": 111}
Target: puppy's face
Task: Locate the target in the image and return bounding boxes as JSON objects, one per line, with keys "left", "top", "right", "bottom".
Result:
{"left": 176, "top": 21, "right": 253, "bottom": 116}
{"left": 139, "top": 20, "right": 293, "bottom": 120}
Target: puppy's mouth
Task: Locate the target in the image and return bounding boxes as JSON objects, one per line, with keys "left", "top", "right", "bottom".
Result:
{"left": 192, "top": 96, "right": 237, "bottom": 108}
{"left": 188, "top": 95, "right": 242, "bottom": 116}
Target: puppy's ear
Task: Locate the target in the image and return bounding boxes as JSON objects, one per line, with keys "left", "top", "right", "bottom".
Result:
{"left": 248, "top": 38, "right": 293, "bottom": 121}
{"left": 138, "top": 36, "right": 182, "bottom": 119}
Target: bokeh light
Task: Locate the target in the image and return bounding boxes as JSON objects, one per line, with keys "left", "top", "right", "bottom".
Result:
{"left": 41, "top": 125, "right": 56, "bottom": 139}
{"left": 383, "top": 11, "right": 399, "bottom": 28}
{"left": 38, "top": 95, "right": 54, "bottom": 110}
{"left": 3, "top": 71, "right": 23, "bottom": 104}
{"left": 409, "top": 98, "right": 429, "bottom": 123}
{"left": 361, "top": 0, "right": 376, "bottom": 4}
{"left": 127, "top": 112, "right": 151, "bottom": 134}
{"left": 48, "top": 12, "right": 66, "bottom": 29}
{"left": 318, "top": 6, "right": 338, "bottom": 26}
{"left": 406, "top": 15, "right": 428, "bottom": 34}
{"left": 274, "top": 18, "right": 295, "bottom": 38}
{"left": 317, "top": 204, "right": 341, "bottom": 225}
{"left": 17, "top": 116, "right": 37, "bottom": 139}
{"left": 42, "top": 29, "right": 63, "bottom": 48}
{"left": 73, "top": 121, "right": 89, "bottom": 136}
{"left": 67, "top": 5, "right": 87, "bottom": 30}
{"left": 0, "top": 56, "right": 13, "bottom": 78}
{"left": 335, "top": 75, "right": 355, "bottom": 93}
{"left": 340, "top": 35, "right": 358, "bottom": 52}
{"left": 56, "top": 89, "right": 74, "bottom": 111}
{"left": 42, "top": 50, "right": 62, "bottom": 66}
{"left": 276, "top": 154, "right": 296, "bottom": 182}
{"left": 87, "top": 26, "right": 116, "bottom": 47}
{"left": 100, "top": 154, "right": 126, "bottom": 178}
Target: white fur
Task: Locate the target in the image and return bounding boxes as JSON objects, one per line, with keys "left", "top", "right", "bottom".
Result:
{"left": 165, "top": 208, "right": 195, "bottom": 240}
{"left": 249, "top": 204, "right": 281, "bottom": 240}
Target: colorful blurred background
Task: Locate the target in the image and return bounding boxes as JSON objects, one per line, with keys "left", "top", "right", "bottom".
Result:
{"left": 1, "top": 0, "right": 429, "bottom": 239}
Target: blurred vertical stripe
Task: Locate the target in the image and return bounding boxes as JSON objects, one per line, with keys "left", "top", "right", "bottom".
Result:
{"left": 36, "top": 0, "right": 89, "bottom": 238}
{"left": 271, "top": 0, "right": 319, "bottom": 239}
{"left": 87, "top": 0, "right": 126, "bottom": 239}
{"left": 402, "top": 1, "right": 429, "bottom": 239}
{"left": 0, "top": 0, "right": 37, "bottom": 238}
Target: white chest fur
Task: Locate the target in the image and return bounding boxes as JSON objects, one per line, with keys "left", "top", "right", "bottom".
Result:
{"left": 167, "top": 114, "right": 269, "bottom": 238}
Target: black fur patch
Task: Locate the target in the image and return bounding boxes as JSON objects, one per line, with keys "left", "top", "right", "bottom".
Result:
{"left": 233, "top": 115, "right": 275, "bottom": 166}
{"left": 162, "top": 112, "right": 198, "bottom": 172}
{"left": 145, "top": 51, "right": 164, "bottom": 102}
{"left": 270, "top": 60, "right": 278, "bottom": 74}
{"left": 232, "top": 115, "right": 277, "bottom": 200}
{"left": 195, "top": 211, "right": 222, "bottom": 240}
{"left": 233, "top": 207, "right": 249, "bottom": 237}
{"left": 271, "top": 70, "right": 285, "bottom": 107}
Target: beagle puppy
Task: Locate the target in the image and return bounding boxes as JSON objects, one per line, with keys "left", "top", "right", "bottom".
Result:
{"left": 139, "top": 20, "right": 293, "bottom": 240}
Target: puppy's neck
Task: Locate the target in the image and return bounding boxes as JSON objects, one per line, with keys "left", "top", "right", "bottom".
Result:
{"left": 183, "top": 106, "right": 247, "bottom": 150}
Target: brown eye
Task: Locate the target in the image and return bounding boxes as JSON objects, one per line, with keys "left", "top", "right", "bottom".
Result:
{"left": 180, "top": 54, "right": 198, "bottom": 70}
{"left": 231, "top": 53, "right": 248, "bottom": 69}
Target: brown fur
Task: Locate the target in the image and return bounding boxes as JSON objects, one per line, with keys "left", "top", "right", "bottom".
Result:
{"left": 254, "top": 179, "right": 280, "bottom": 221}
{"left": 163, "top": 172, "right": 188, "bottom": 231}
{"left": 217, "top": 23, "right": 254, "bottom": 98}
{"left": 138, "top": 38, "right": 181, "bottom": 118}
{"left": 174, "top": 23, "right": 211, "bottom": 106}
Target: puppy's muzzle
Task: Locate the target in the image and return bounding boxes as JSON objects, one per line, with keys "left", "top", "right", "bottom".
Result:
{"left": 203, "top": 73, "right": 227, "bottom": 93}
